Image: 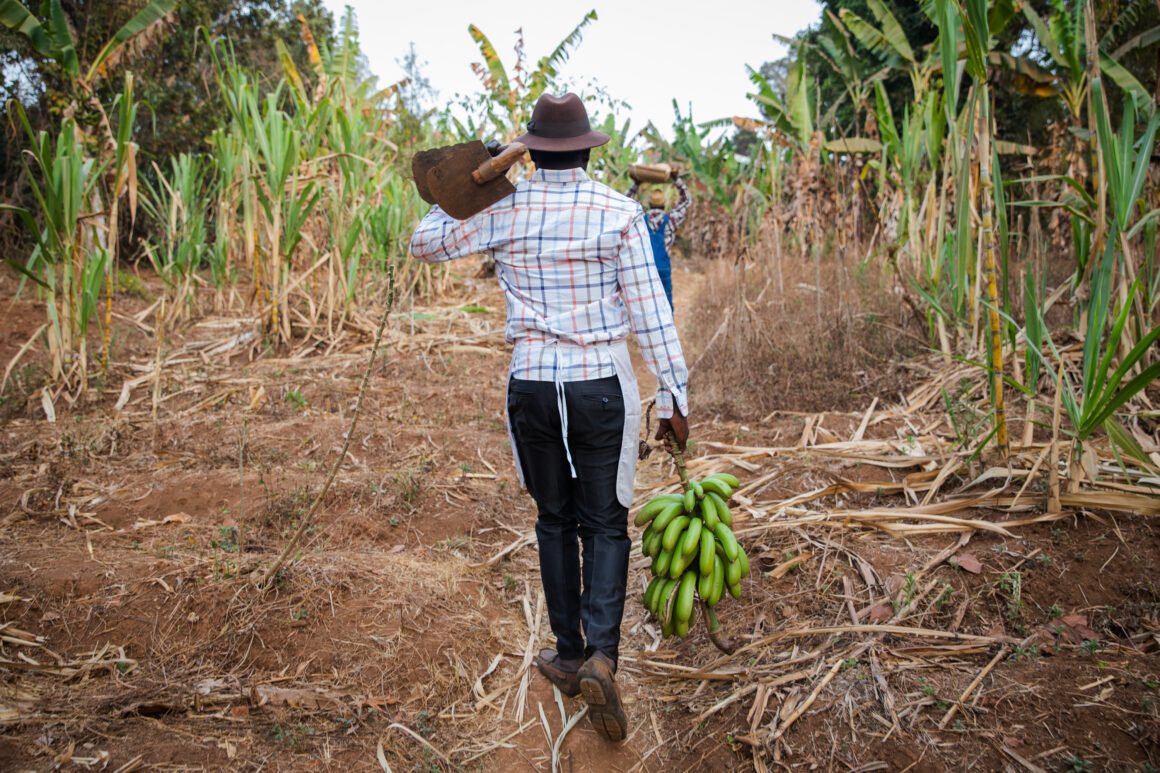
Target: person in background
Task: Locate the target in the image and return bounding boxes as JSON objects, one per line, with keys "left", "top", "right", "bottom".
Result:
{"left": 409, "top": 93, "right": 690, "bottom": 743}
{"left": 627, "top": 167, "right": 690, "bottom": 310}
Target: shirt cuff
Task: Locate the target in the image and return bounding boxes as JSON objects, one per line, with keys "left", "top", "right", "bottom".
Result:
{"left": 655, "top": 385, "right": 688, "bottom": 419}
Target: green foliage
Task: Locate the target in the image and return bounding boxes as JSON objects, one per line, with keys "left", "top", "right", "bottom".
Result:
{"left": 10, "top": 99, "right": 112, "bottom": 382}
{"left": 455, "top": 10, "right": 599, "bottom": 141}
{"left": 140, "top": 153, "right": 216, "bottom": 299}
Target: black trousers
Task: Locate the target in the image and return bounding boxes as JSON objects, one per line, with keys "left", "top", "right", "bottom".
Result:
{"left": 507, "top": 375, "right": 630, "bottom": 668}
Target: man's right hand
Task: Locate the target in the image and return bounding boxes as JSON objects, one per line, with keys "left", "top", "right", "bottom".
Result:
{"left": 655, "top": 405, "right": 689, "bottom": 450}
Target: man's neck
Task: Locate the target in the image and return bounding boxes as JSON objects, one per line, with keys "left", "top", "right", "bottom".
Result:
{"left": 536, "top": 161, "right": 588, "bottom": 171}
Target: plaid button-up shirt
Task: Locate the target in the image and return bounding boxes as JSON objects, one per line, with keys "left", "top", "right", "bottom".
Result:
{"left": 409, "top": 167, "right": 689, "bottom": 418}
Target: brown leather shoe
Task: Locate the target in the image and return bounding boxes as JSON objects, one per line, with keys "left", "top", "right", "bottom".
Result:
{"left": 578, "top": 651, "right": 628, "bottom": 742}
{"left": 533, "top": 649, "right": 583, "bottom": 697}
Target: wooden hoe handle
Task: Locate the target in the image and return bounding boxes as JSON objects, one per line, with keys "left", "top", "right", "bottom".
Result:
{"left": 473, "top": 142, "right": 527, "bottom": 184}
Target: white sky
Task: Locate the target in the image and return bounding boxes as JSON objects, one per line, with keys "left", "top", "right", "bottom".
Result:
{"left": 322, "top": 0, "right": 822, "bottom": 140}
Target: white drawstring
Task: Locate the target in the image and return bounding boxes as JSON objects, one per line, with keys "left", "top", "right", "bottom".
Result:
{"left": 553, "top": 344, "right": 577, "bottom": 479}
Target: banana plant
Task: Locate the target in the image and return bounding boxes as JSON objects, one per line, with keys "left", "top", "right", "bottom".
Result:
{"left": 465, "top": 10, "right": 598, "bottom": 140}
{"left": 746, "top": 46, "right": 814, "bottom": 153}
{"left": 588, "top": 113, "right": 637, "bottom": 191}
{"left": 812, "top": 13, "right": 891, "bottom": 134}
{"left": 0, "top": 0, "right": 177, "bottom": 92}
{"left": 837, "top": 0, "right": 937, "bottom": 99}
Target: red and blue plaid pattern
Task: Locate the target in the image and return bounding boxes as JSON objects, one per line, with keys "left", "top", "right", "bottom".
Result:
{"left": 410, "top": 167, "right": 689, "bottom": 418}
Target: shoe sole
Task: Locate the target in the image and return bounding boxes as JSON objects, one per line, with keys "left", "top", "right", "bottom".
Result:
{"left": 579, "top": 671, "right": 627, "bottom": 742}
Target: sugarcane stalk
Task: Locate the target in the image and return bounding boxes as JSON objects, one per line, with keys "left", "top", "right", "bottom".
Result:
{"left": 977, "top": 88, "right": 1009, "bottom": 459}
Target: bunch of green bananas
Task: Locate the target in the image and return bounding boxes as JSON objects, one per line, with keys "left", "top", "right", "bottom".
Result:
{"left": 635, "top": 472, "right": 748, "bottom": 639}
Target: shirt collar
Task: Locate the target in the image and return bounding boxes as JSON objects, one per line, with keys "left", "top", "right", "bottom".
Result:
{"left": 532, "top": 167, "right": 591, "bottom": 184}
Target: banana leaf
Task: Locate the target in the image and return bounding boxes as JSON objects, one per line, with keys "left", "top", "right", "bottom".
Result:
{"left": 47, "top": 0, "right": 77, "bottom": 76}
{"left": 0, "top": 0, "right": 50, "bottom": 56}
{"left": 1098, "top": 51, "right": 1153, "bottom": 109}
{"left": 824, "top": 137, "right": 883, "bottom": 153}
{"left": 529, "top": 10, "right": 597, "bottom": 100}
{"left": 468, "top": 24, "right": 509, "bottom": 94}
{"left": 866, "top": 0, "right": 915, "bottom": 63}
{"left": 1112, "top": 25, "right": 1160, "bottom": 59}
{"left": 86, "top": 0, "right": 177, "bottom": 82}
{"left": 994, "top": 140, "right": 1037, "bottom": 155}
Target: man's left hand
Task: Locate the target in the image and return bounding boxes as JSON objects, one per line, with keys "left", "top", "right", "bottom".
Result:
{"left": 485, "top": 140, "right": 508, "bottom": 157}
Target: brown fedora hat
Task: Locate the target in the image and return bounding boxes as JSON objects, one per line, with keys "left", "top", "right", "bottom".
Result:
{"left": 514, "top": 93, "right": 610, "bottom": 152}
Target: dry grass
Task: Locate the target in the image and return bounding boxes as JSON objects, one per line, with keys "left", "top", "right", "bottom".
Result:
{"left": 684, "top": 236, "right": 922, "bottom": 418}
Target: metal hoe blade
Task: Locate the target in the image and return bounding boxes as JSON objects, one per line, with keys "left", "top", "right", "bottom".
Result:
{"left": 425, "top": 140, "right": 517, "bottom": 220}
{"left": 411, "top": 145, "right": 457, "bottom": 205}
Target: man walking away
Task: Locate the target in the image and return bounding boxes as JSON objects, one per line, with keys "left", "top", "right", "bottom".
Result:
{"left": 627, "top": 167, "right": 690, "bottom": 310}
{"left": 409, "top": 93, "right": 690, "bottom": 742}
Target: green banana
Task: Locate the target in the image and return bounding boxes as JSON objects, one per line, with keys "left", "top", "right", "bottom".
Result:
{"left": 663, "top": 577, "right": 681, "bottom": 617}
{"left": 709, "top": 555, "right": 725, "bottom": 606}
{"left": 738, "top": 548, "right": 750, "bottom": 578}
{"left": 683, "top": 487, "right": 696, "bottom": 513}
{"left": 714, "top": 522, "right": 740, "bottom": 561}
{"left": 701, "top": 477, "right": 732, "bottom": 500}
{"left": 699, "top": 496, "right": 720, "bottom": 530}
{"left": 690, "top": 479, "right": 704, "bottom": 499}
{"left": 651, "top": 577, "right": 676, "bottom": 617}
{"left": 674, "top": 617, "right": 689, "bottom": 638}
{"left": 726, "top": 555, "right": 742, "bottom": 586}
{"left": 662, "top": 615, "right": 675, "bottom": 638}
{"left": 675, "top": 570, "right": 696, "bottom": 624}
{"left": 662, "top": 515, "right": 690, "bottom": 552}
{"left": 652, "top": 501, "right": 684, "bottom": 533}
{"left": 640, "top": 523, "right": 655, "bottom": 556}
{"left": 705, "top": 472, "right": 740, "bottom": 489}
{"left": 707, "top": 491, "right": 733, "bottom": 526}
{"left": 697, "top": 566, "right": 713, "bottom": 599}
{"left": 647, "top": 531, "right": 663, "bottom": 558}
{"left": 680, "top": 516, "right": 702, "bottom": 557}
{"left": 644, "top": 576, "right": 663, "bottom": 610}
{"left": 728, "top": 581, "right": 742, "bottom": 599}
{"left": 634, "top": 494, "right": 682, "bottom": 526}
{"left": 699, "top": 529, "right": 717, "bottom": 576}
{"left": 669, "top": 547, "right": 693, "bottom": 579}
{"left": 655, "top": 547, "right": 674, "bottom": 577}
{"left": 659, "top": 575, "right": 681, "bottom": 624}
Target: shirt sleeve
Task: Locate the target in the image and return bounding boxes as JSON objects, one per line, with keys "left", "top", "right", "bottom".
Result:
{"left": 409, "top": 205, "right": 489, "bottom": 263}
{"left": 667, "top": 177, "right": 691, "bottom": 231}
{"left": 616, "top": 209, "right": 689, "bottom": 419}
